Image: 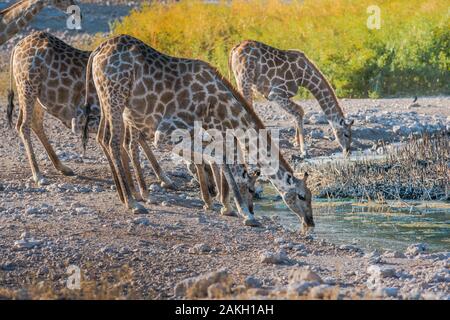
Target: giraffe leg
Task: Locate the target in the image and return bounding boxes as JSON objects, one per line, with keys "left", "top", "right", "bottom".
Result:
{"left": 122, "top": 126, "right": 142, "bottom": 202}
{"left": 270, "top": 94, "right": 307, "bottom": 158}
{"left": 125, "top": 126, "right": 149, "bottom": 202}
{"left": 97, "top": 115, "right": 125, "bottom": 204}
{"left": 31, "top": 104, "right": 74, "bottom": 177}
{"left": 16, "top": 85, "right": 47, "bottom": 186}
{"left": 107, "top": 117, "right": 147, "bottom": 214}
{"left": 137, "top": 135, "right": 175, "bottom": 190}
{"left": 295, "top": 116, "right": 307, "bottom": 158}
{"left": 220, "top": 168, "right": 237, "bottom": 217}
{"left": 195, "top": 163, "right": 213, "bottom": 211}
{"left": 210, "top": 163, "right": 235, "bottom": 216}
{"left": 222, "top": 163, "right": 260, "bottom": 227}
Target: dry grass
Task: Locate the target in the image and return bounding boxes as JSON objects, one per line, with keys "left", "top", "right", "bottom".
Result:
{"left": 0, "top": 265, "right": 138, "bottom": 300}
{"left": 305, "top": 132, "right": 449, "bottom": 201}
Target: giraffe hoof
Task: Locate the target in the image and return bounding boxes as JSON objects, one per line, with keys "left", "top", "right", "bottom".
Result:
{"left": 35, "top": 177, "right": 49, "bottom": 187}
{"left": 60, "top": 166, "right": 75, "bottom": 176}
{"left": 132, "top": 203, "right": 148, "bottom": 215}
{"left": 220, "top": 208, "right": 237, "bottom": 217}
{"left": 203, "top": 204, "right": 214, "bottom": 212}
{"left": 244, "top": 217, "right": 262, "bottom": 227}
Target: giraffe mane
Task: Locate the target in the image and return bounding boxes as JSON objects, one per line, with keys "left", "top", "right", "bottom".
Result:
{"left": 297, "top": 51, "right": 345, "bottom": 119}
{"left": 203, "top": 61, "right": 295, "bottom": 175}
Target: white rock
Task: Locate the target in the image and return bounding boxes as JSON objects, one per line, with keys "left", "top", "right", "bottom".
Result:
{"left": 174, "top": 269, "right": 230, "bottom": 298}
{"left": 367, "top": 265, "right": 397, "bottom": 279}
{"left": 149, "top": 183, "right": 162, "bottom": 192}
{"left": 289, "top": 268, "right": 323, "bottom": 284}
{"left": 374, "top": 287, "right": 399, "bottom": 298}
{"left": 14, "top": 238, "right": 42, "bottom": 249}
{"left": 308, "top": 113, "right": 328, "bottom": 125}
{"left": 382, "top": 250, "right": 407, "bottom": 259}
{"left": 405, "top": 243, "right": 428, "bottom": 256}
{"left": 365, "top": 250, "right": 382, "bottom": 264}
{"left": 259, "top": 250, "right": 289, "bottom": 265}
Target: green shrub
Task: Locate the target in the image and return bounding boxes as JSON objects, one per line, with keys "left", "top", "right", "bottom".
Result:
{"left": 112, "top": 0, "right": 449, "bottom": 98}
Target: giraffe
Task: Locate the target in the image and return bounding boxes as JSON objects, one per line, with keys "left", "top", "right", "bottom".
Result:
{"left": 6, "top": 31, "right": 173, "bottom": 193}
{"left": 7, "top": 31, "right": 255, "bottom": 214}
{"left": 0, "top": 0, "right": 77, "bottom": 45}
{"left": 229, "top": 40, "right": 354, "bottom": 158}
{"left": 80, "top": 35, "right": 314, "bottom": 229}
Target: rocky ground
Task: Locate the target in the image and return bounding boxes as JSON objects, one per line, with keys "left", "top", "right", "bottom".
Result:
{"left": 0, "top": 96, "right": 448, "bottom": 300}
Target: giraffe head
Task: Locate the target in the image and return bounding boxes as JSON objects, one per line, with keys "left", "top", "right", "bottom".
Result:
{"left": 48, "top": 0, "right": 77, "bottom": 11}
{"left": 331, "top": 118, "right": 354, "bottom": 156}
{"left": 279, "top": 172, "right": 314, "bottom": 229}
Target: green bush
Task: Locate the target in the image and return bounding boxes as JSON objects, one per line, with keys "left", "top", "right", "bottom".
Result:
{"left": 112, "top": 0, "right": 449, "bottom": 98}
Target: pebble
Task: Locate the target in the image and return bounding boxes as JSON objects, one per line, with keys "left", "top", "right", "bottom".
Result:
{"left": 367, "top": 265, "right": 397, "bottom": 279}
{"left": 149, "top": 183, "right": 163, "bottom": 192}
{"left": 365, "top": 250, "right": 382, "bottom": 264}
{"left": 310, "top": 129, "right": 324, "bottom": 139}
{"left": 244, "top": 276, "right": 262, "bottom": 289}
{"left": 259, "top": 250, "right": 289, "bottom": 265}
{"left": 382, "top": 250, "right": 407, "bottom": 259}
{"left": 132, "top": 217, "right": 152, "bottom": 226}
{"left": 405, "top": 243, "right": 428, "bottom": 257}
{"left": 289, "top": 268, "right": 323, "bottom": 284}
{"left": 374, "top": 287, "right": 399, "bottom": 298}
{"left": 189, "top": 243, "right": 212, "bottom": 254}
{"left": 174, "top": 269, "right": 230, "bottom": 298}
{"left": 287, "top": 281, "right": 319, "bottom": 296}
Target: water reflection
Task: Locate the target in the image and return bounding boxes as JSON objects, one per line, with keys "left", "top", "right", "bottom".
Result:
{"left": 256, "top": 184, "right": 450, "bottom": 252}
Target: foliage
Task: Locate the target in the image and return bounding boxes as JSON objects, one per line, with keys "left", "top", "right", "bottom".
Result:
{"left": 112, "top": 0, "right": 449, "bottom": 98}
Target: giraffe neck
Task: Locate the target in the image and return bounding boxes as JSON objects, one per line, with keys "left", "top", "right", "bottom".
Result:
{"left": 205, "top": 65, "right": 296, "bottom": 193}
{"left": 224, "top": 98, "right": 294, "bottom": 194}
{"left": 296, "top": 55, "right": 346, "bottom": 127}
{"left": 0, "top": 0, "right": 46, "bottom": 45}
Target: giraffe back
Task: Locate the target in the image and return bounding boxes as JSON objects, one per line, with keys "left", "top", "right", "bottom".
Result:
{"left": 11, "top": 31, "right": 99, "bottom": 130}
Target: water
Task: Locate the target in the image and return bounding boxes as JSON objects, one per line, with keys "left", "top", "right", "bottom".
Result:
{"left": 256, "top": 185, "right": 450, "bottom": 252}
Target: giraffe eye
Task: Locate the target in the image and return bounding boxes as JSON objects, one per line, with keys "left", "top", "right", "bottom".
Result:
{"left": 297, "top": 194, "right": 306, "bottom": 201}
{"left": 344, "top": 134, "right": 349, "bottom": 138}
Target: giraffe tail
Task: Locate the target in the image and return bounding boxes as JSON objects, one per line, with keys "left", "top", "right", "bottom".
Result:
{"left": 6, "top": 46, "right": 16, "bottom": 129}
{"left": 82, "top": 50, "right": 96, "bottom": 152}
